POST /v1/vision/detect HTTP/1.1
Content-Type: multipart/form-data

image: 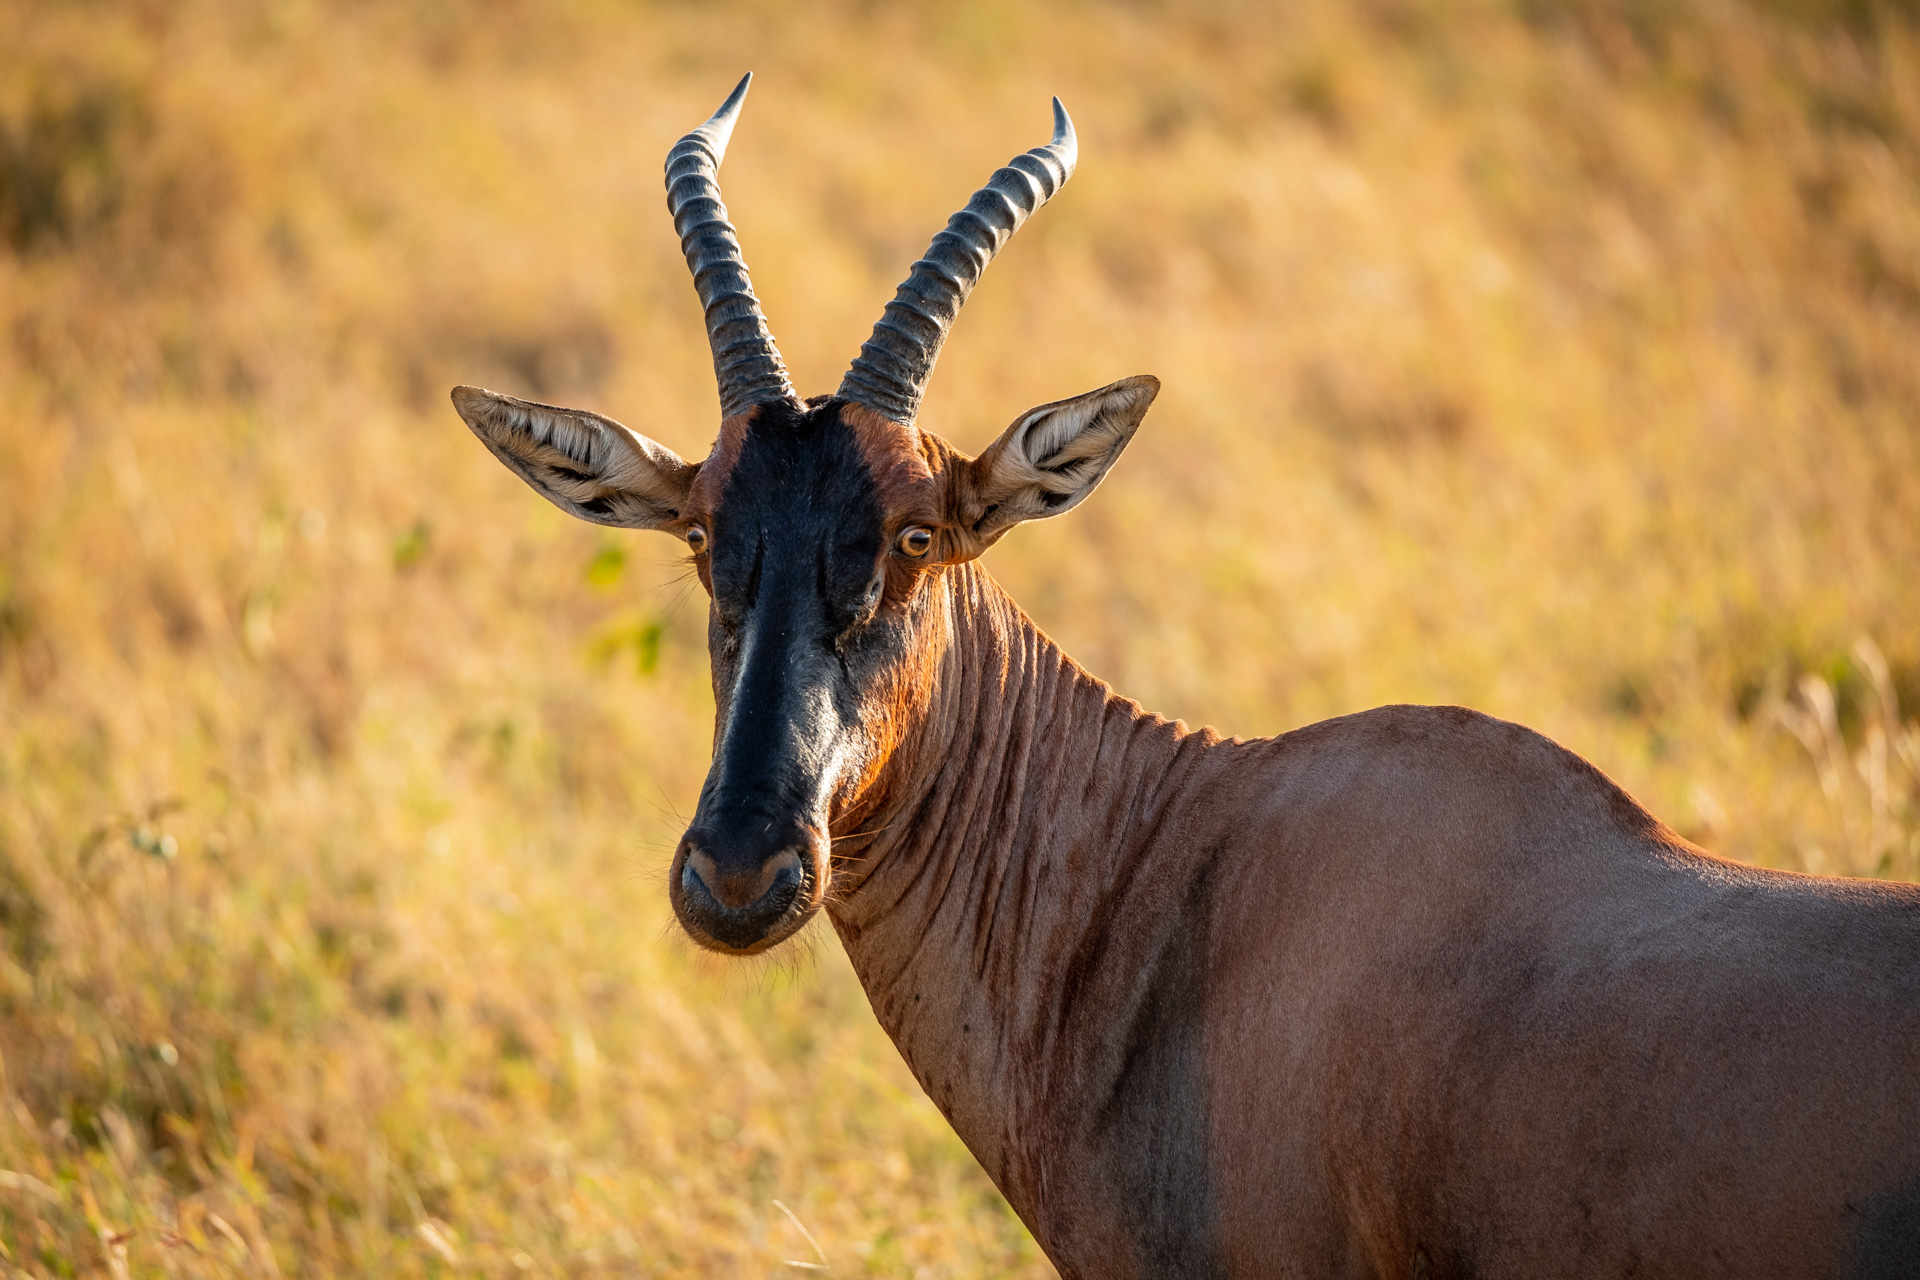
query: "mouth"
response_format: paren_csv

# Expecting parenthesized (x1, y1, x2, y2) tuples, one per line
(667, 837, 826, 956)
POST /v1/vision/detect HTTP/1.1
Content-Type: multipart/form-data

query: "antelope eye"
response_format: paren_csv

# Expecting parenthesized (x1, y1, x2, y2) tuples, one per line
(898, 526, 933, 558)
(685, 525, 708, 553)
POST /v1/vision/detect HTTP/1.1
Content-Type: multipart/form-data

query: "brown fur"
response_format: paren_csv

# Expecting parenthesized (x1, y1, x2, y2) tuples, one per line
(683, 408, 758, 592)
(827, 554, 1920, 1279)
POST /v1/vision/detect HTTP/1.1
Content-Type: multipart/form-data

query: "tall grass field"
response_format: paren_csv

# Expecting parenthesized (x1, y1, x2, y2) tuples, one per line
(2, 1, 1918, 1274)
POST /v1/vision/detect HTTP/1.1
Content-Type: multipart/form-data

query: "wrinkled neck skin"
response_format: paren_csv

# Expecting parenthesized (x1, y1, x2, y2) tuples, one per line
(824, 558, 1222, 1245)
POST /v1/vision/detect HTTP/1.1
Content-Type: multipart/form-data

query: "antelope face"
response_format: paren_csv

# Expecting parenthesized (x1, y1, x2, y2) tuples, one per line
(669, 399, 942, 953)
(452, 75, 1156, 953)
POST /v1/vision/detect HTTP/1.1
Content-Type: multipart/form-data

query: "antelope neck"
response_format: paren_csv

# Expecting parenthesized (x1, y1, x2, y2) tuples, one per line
(825, 559, 1227, 1216)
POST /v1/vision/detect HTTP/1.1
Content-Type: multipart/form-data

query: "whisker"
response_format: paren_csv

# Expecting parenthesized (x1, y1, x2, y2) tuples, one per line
(646, 783, 691, 828)
(831, 819, 897, 845)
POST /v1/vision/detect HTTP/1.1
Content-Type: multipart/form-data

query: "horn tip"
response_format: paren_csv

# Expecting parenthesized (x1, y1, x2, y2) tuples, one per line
(1050, 96, 1077, 174)
(699, 73, 755, 158)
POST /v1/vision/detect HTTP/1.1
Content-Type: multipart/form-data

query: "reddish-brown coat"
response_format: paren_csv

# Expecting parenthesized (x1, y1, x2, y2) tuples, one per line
(826, 553, 1920, 1278)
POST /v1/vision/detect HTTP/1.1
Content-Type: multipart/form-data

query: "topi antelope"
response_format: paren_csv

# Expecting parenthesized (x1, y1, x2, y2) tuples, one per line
(453, 75, 1920, 1279)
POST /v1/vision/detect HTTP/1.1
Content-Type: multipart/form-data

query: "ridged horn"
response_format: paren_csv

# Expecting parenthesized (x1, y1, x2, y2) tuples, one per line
(666, 73, 797, 419)
(839, 98, 1078, 425)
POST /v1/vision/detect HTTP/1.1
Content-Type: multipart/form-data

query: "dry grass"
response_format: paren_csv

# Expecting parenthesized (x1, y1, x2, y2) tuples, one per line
(2, 0, 1918, 1274)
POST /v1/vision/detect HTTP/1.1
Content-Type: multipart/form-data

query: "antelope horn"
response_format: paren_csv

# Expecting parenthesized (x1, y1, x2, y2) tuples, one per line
(666, 73, 798, 419)
(839, 98, 1078, 425)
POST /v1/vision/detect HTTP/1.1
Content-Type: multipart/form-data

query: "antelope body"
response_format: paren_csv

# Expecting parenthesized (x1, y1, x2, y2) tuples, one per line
(454, 76, 1920, 1279)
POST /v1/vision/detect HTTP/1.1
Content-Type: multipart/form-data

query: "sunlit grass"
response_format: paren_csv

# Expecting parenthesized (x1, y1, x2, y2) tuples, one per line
(2, 0, 1918, 1274)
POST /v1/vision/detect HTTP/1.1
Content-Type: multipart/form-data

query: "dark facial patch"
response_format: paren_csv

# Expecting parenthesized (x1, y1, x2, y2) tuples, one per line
(674, 399, 932, 952)
(705, 399, 891, 648)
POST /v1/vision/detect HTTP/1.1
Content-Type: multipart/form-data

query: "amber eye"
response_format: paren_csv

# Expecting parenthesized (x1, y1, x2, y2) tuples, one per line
(898, 527, 933, 558)
(685, 525, 708, 554)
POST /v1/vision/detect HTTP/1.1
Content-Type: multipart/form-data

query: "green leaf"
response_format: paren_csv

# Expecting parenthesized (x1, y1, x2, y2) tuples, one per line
(392, 520, 431, 571)
(585, 542, 627, 590)
(587, 615, 664, 675)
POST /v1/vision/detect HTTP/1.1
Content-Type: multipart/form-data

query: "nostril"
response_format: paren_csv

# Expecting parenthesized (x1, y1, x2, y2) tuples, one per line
(685, 848, 720, 899)
(754, 849, 802, 901)
(684, 847, 804, 913)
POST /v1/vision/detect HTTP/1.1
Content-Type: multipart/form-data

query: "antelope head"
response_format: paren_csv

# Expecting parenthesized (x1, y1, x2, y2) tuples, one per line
(453, 75, 1157, 954)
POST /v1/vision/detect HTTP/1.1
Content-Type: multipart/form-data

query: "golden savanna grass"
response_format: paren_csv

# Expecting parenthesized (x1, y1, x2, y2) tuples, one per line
(3, 0, 1919, 1274)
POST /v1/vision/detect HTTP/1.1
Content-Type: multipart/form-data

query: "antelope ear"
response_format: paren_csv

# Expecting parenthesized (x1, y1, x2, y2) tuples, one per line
(951, 375, 1159, 555)
(452, 386, 697, 531)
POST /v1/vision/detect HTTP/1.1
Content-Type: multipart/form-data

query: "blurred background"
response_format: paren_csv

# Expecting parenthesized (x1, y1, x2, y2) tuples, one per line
(2, 0, 1917, 1274)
